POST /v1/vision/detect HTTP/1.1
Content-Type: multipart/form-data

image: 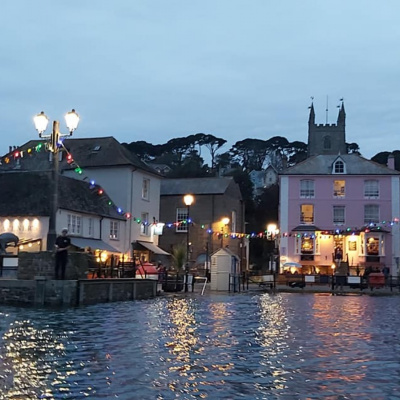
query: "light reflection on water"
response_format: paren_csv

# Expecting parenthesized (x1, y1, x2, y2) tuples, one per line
(0, 293, 400, 399)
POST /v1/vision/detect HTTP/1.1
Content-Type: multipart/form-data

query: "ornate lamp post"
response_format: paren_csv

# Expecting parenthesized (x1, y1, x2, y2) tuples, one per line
(183, 194, 194, 292)
(33, 110, 79, 250)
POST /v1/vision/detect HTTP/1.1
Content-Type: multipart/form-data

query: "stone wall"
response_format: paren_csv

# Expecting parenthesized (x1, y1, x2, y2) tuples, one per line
(18, 251, 91, 280)
(0, 278, 157, 306)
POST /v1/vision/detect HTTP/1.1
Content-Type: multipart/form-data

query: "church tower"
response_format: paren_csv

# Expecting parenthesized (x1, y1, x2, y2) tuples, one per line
(307, 100, 347, 157)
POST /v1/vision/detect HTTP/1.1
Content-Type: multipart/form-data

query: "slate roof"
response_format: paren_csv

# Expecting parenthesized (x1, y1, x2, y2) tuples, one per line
(281, 154, 400, 175)
(160, 177, 235, 196)
(0, 137, 159, 176)
(0, 171, 125, 219)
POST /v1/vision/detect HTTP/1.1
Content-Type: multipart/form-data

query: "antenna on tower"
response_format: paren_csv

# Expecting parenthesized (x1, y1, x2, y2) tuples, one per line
(325, 96, 329, 124)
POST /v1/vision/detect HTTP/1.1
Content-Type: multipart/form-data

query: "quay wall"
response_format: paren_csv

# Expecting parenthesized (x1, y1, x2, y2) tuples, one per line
(0, 278, 157, 306)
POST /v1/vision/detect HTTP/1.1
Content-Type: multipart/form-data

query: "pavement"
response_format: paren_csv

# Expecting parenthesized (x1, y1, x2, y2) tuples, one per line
(185, 281, 400, 296)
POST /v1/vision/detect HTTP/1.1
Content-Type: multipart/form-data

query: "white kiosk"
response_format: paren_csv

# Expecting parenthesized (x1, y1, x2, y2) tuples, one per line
(210, 248, 240, 291)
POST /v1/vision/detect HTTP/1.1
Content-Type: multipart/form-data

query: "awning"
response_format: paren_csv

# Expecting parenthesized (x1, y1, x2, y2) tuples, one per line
(71, 237, 120, 253)
(135, 241, 170, 255)
(292, 225, 322, 232)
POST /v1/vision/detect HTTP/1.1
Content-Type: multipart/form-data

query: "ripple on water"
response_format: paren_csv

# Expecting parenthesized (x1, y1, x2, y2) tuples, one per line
(0, 294, 399, 399)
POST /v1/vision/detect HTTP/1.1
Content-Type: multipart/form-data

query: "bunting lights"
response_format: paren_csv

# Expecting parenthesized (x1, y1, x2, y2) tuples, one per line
(2, 143, 400, 239)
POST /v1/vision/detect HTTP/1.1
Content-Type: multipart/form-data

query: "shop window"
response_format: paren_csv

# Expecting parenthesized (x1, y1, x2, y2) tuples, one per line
(366, 236, 379, 256)
(301, 236, 314, 254)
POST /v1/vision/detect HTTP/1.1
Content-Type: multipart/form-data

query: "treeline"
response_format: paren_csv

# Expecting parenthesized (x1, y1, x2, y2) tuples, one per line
(123, 134, 400, 268)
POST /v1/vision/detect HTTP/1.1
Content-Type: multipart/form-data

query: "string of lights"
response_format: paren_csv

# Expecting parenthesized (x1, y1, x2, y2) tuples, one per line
(2, 143, 399, 238)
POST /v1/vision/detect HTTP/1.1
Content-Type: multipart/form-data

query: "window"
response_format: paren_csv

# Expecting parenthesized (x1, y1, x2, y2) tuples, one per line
(364, 205, 379, 224)
(333, 180, 345, 197)
(140, 212, 149, 236)
(67, 214, 81, 235)
(88, 218, 93, 237)
(110, 221, 119, 240)
(364, 180, 379, 198)
(333, 206, 345, 225)
(231, 210, 237, 233)
(323, 136, 331, 149)
(300, 204, 314, 224)
(176, 207, 188, 232)
(334, 160, 345, 174)
(366, 236, 380, 256)
(142, 178, 150, 200)
(300, 180, 315, 198)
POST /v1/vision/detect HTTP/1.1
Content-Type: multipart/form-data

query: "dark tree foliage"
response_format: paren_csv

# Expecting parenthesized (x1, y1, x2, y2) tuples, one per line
(248, 184, 280, 270)
(230, 139, 269, 171)
(346, 142, 361, 155)
(196, 133, 227, 170)
(122, 141, 163, 162)
(224, 169, 254, 214)
(371, 150, 400, 170)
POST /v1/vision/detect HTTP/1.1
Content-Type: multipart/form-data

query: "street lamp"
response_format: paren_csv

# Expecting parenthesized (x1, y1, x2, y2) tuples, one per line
(183, 194, 194, 292)
(221, 217, 230, 248)
(33, 109, 79, 250)
(267, 223, 279, 287)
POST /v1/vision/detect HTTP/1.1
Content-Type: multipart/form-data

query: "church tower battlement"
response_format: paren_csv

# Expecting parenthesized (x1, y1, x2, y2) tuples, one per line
(307, 101, 347, 157)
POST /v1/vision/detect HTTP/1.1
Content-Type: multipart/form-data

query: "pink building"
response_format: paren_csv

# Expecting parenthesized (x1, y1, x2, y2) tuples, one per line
(279, 102, 400, 276)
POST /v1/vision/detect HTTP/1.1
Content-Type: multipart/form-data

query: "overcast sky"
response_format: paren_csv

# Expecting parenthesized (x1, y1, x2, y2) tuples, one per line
(1, 1, 399, 160)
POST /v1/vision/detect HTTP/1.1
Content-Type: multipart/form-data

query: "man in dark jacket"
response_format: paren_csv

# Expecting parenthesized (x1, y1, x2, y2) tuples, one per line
(55, 228, 71, 280)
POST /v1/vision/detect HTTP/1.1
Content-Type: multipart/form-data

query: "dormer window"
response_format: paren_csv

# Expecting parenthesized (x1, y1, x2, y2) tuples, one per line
(333, 160, 345, 174)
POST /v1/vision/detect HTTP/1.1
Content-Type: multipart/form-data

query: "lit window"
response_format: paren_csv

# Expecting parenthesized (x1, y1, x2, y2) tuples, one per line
(176, 208, 188, 232)
(300, 204, 314, 224)
(67, 214, 82, 235)
(333, 180, 345, 197)
(300, 180, 315, 198)
(364, 205, 379, 224)
(140, 212, 149, 236)
(333, 206, 345, 225)
(110, 221, 119, 240)
(142, 178, 150, 200)
(366, 236, 380, 256)
(364, 180, 379, 198)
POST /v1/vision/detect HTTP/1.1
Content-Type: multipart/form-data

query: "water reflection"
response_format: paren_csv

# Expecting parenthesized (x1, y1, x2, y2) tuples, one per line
(0, 294, 400, 399)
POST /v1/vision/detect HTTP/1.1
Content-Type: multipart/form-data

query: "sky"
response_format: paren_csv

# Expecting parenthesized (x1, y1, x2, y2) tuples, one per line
(1, 1, 399, 160)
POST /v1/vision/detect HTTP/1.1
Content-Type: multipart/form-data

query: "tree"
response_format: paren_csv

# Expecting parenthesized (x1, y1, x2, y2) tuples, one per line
(230, 139, 269, 171)
(346, 142, 361, 155)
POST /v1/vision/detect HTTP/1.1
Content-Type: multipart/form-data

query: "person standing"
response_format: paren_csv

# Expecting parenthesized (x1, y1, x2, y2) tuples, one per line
(55, 228, 71, 280)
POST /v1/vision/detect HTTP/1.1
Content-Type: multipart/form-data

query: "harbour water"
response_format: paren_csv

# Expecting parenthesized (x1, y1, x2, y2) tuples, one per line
(1, 292, 400, 399)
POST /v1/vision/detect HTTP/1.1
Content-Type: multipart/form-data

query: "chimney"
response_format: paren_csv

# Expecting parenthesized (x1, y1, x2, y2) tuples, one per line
(9, 146, 12, 153)
(387, 154, 395, 170)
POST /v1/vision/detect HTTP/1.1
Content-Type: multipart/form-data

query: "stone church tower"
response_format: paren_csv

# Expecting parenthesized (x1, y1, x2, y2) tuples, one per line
(307, 101, 347, 157)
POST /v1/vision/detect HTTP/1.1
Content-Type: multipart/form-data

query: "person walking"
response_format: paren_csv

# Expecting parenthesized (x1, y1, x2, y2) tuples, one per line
(55, 228, 71, 280)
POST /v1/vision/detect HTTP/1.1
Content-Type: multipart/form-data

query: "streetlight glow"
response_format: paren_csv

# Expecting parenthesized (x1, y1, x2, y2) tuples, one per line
(183, 194, 194, 207)
(33, 111, 49, 134)
(65, 109, 80, 134)
(222, 217, 230, 226)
